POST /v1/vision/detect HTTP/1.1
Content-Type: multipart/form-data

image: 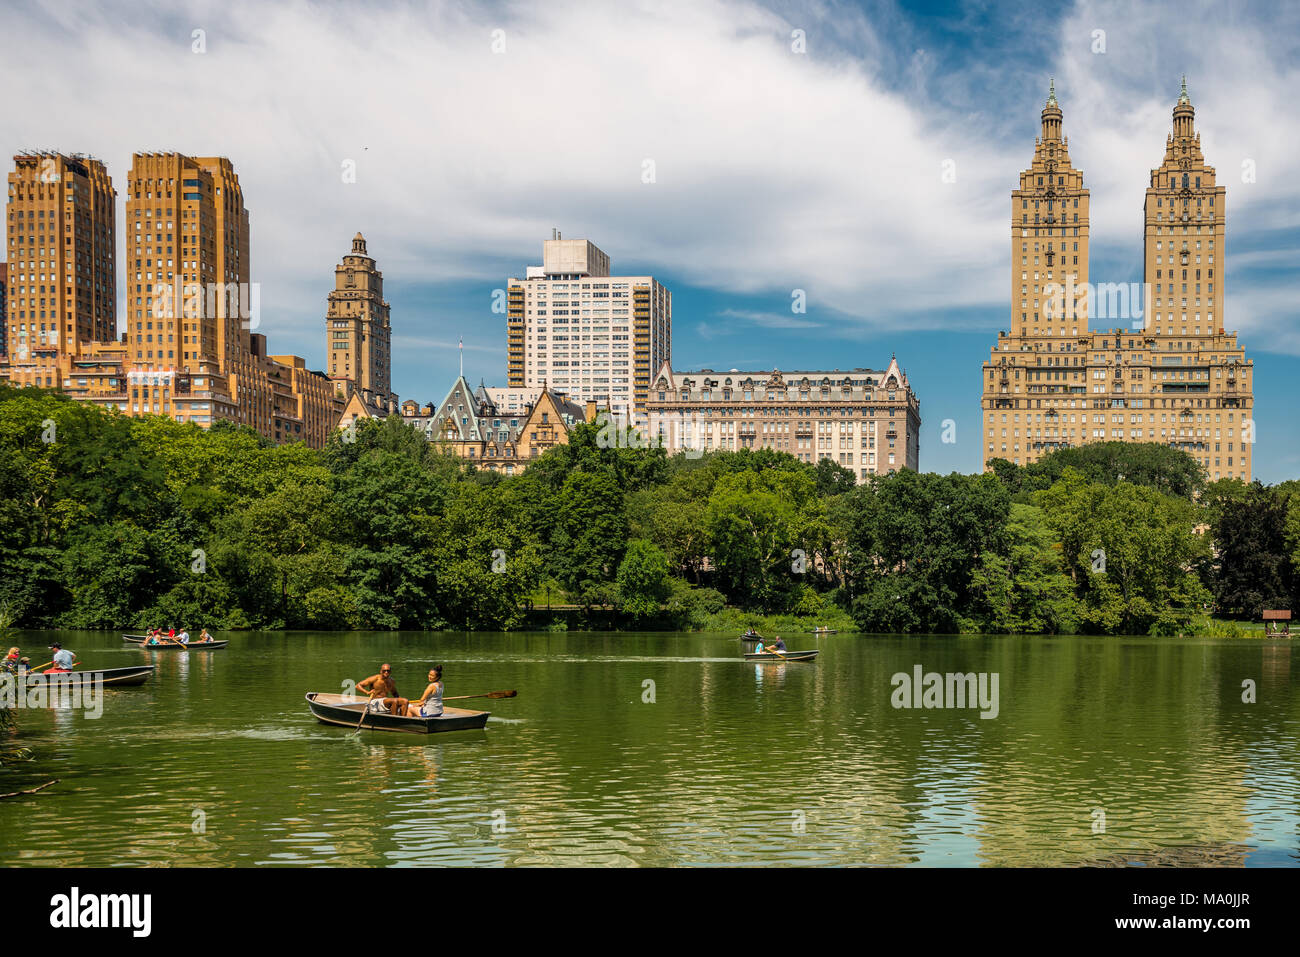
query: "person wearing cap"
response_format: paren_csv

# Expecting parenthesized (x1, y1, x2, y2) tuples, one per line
(49, 643, 76, 672)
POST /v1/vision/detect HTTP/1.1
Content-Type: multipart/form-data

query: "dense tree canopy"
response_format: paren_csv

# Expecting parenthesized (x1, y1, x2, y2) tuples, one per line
(0, 383, 1292, 633)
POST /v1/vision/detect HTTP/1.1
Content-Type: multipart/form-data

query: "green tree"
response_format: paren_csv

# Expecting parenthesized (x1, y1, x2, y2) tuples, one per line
(1209, 481, 1296, 618)
(706, 469, 822, 612)
(840, 470, 1010, 633)
(969, 504, 1079, 633)
(616, 539, 672, 617)
(1036, 469, 1210, 633)
(426, 483, 542, 630)
(547, 471, 628, 605)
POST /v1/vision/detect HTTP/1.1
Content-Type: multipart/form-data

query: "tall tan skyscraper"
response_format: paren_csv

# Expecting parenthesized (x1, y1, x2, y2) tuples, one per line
(4, 152, 116, 388)
(507, 235, 670, 421)
(0, 262, 8, 362)
(126, 152, 250, 373)
(1009, 80, 1091, 340)
(326, 232, 394, 410)
(982, 81, 1253, 482)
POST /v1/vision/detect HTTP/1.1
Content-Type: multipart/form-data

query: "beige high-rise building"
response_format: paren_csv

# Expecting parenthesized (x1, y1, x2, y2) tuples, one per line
(507, 235, 670, 421)
(647, 356, 921, 481)
(4, 152, 116, 388)
(982, 81, 1253, 482)
(3, 150, 342, 448)
(326, 232, 395, 413)
(126, 153, 249, 371)
(0, 262, 8, 364)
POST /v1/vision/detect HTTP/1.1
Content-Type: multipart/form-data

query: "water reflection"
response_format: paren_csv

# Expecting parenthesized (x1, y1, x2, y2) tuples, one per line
(1, 630, 1296, 867)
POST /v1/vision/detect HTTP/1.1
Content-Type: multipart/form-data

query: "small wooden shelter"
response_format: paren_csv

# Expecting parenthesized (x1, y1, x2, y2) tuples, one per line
(1262, 609, 1291, 637)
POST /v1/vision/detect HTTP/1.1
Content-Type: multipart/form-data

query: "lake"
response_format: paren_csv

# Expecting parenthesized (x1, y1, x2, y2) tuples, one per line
(1, 630, 1296, 867)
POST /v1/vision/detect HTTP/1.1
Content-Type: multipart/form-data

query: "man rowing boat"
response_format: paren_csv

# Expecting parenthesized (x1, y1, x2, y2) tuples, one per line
(755, 635, 787, 655)
(357, 664, 409, 716)
(48, 642, 77, 672)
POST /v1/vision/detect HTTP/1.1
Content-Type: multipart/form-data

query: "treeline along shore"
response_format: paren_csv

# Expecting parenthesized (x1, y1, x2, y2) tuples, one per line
(1, 382, 1296, 635)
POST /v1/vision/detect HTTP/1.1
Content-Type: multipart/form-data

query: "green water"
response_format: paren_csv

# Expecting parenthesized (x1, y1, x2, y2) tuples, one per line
(1, 631, 1297, 867)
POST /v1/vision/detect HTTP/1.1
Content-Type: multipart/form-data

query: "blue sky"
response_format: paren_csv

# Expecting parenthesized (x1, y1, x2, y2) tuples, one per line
(2, 0, 1298, 480)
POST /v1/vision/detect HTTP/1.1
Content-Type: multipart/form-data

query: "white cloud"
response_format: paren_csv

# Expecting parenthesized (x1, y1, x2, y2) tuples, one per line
(0, 0, 1296, 359)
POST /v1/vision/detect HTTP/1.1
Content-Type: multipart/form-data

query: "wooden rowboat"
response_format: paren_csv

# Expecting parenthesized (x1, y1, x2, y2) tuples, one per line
(809, 628, 838, 635)
(17, 665, 156, 687)
(744, 650, 819, 662)
(305, 692, 490, 735)
(739, 632, 765, 642)
(123, 635, 228, 650)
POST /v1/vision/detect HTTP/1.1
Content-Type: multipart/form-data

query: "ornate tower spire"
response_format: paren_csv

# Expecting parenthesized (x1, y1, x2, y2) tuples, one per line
(1041, 77, 1063, 142)
(1172, 75, 1195, 140)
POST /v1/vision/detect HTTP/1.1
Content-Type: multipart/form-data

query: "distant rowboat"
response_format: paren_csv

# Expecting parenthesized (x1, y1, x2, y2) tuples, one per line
(809, 628, 838, 635)
(18, 665, 155, 687)
(123, 635, 228, 650)
(744, 650, 819, 662)
(305, 692, 490, 735)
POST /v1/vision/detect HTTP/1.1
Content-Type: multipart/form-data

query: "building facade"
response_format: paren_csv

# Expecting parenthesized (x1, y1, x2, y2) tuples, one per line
(4, 152, 116, 389)
(646, 356, 921, 480)
(2, 151, 342, 448)
(981, 81, 1254, 481)
(326, 232, 397, 415)
(0, 262, 7, 363)
(404, 378, 594, 476)
(507, 235, 670, 422)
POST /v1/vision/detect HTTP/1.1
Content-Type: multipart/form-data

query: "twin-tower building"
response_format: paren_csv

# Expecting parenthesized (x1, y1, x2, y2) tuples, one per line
(982, 80, 1253, 481)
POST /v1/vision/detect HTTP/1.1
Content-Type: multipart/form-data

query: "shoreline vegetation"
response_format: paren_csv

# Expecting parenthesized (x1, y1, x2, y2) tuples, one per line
(1, 382, 1296, 637)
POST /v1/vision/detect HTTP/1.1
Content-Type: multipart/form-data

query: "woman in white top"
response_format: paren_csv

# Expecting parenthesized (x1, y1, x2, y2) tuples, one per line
(406, 665, 444, 718)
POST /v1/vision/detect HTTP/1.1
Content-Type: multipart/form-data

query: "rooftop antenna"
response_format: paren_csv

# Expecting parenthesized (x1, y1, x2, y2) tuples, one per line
(459, 335, 464, 379)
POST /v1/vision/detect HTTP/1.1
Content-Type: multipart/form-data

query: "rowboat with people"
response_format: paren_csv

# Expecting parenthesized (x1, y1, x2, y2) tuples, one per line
(19, 665, 156, 687)
(122, 635, 228, 650)
(744, 650, 819, 662)
(809, 628, 839, 635)
(304, 692, 490, 734)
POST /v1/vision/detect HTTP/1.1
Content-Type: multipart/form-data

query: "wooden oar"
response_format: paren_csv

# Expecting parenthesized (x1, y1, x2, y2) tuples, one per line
(29, 659, 79, 672)
(442, 690, 517, 701)
(352, 694, 373, 735)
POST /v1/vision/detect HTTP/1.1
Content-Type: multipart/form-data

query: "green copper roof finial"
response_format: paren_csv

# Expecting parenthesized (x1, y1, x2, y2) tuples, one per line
(1047, 77, 1057, 107)
(1179, 74, 1189, 104)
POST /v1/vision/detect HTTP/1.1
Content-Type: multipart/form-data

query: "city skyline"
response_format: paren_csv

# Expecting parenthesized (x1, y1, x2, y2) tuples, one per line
(2, 1, 1297, 479)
